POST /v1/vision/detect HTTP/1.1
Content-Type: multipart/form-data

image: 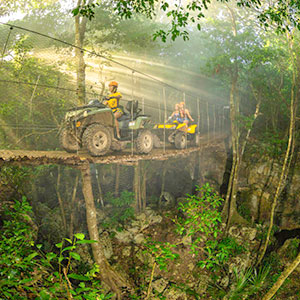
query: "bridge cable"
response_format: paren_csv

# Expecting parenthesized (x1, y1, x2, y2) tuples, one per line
(0, 26, 12, 68)
(0, 22, 225, 109)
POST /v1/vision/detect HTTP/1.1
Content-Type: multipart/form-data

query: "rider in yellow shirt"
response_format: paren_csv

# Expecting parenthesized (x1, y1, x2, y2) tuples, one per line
(103, 81, 123, 139)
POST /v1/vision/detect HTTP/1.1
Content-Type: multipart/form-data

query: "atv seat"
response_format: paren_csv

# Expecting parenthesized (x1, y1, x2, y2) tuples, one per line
(126, 100, 141, 119)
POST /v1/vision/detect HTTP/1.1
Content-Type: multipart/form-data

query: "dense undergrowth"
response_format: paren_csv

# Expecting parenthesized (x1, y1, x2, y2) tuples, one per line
(1, 184, 299, 299)
(0, 198, 111, 300)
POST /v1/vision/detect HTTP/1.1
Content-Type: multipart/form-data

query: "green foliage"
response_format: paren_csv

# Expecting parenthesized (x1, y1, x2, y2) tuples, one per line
(175, 184, 246, 270)
(0, 166, 32, 200)
(102, 190, 135, 229)
(144, 239, 179, 271)
(176, 183, 223, 246)
(198, 237, 245, 270)
(176, 184, 223, 257)
(0, 198, 111, 300)
(73, 0, 300, 42)
(285, 239, 300, 260)
(209, 266, 271, 299)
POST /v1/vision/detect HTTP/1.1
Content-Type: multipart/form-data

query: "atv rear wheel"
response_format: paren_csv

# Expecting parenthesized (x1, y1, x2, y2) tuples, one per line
(174, 132, 187, 149)
(136, 130, 153, 154)
(82, 124, 111, 156)
(59, 128, 80, 153)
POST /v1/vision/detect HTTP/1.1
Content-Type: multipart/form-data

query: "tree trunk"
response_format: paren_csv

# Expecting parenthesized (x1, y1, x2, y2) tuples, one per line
(56, 166, 67, 234)
(69, 174, 79, 239)
(74, 0, 90, 105)
(133, 162, 141, 212)
(262, 250, 300, 300)
(80, 163, 128, 298)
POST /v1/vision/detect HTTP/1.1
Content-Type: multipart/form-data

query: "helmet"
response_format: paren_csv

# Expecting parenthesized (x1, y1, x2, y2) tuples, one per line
(109, 81, 118, 87)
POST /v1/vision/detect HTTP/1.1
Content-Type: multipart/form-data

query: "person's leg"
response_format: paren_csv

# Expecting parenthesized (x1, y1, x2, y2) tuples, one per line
(114, 111, 122, 138)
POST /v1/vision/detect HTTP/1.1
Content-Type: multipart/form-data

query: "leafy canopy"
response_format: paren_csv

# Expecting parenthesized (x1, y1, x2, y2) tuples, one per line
(72, 0, 300, 41)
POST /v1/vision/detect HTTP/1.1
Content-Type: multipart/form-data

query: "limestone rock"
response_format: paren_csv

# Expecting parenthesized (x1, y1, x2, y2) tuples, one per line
(99, 231, 113, 259)
(163, 287, 187, 300)
(122, 246, 131, 257)
(160, 191, 175, 207)
(134, 233, 145, 244)
(152, 278, 168, 294)
(194, 275, 210, 295)
(114, 230, 132, 243)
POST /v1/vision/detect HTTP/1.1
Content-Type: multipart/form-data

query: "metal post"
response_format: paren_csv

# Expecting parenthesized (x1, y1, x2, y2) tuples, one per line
(163, 87, 166, 153)
(197, 98, 200, 135)
(206, 102, 210, 141)
(213, 104, 216, 140)
(183, 92, 187, 148)
(131, 71, 134, 155)
(158, 101, 161, 123)
(142, 97, 145, 115)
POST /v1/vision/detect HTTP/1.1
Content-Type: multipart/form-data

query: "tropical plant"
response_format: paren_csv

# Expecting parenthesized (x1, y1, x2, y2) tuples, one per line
(0, 197, 112, 300)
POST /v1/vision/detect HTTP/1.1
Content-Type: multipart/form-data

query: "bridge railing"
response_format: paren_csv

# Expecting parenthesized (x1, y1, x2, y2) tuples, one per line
(0, 22, 229, 151)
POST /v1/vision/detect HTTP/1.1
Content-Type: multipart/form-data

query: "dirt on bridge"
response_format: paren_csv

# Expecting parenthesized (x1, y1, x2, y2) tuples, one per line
(0, 134, 226, 167)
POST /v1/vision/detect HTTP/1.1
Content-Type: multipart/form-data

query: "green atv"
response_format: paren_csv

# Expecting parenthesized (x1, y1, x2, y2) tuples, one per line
(60, 100, 153, 156)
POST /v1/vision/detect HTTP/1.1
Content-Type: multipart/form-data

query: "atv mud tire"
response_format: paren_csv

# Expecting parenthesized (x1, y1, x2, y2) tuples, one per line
(82, 123, 111, 156)
(59, 128, 80, 153)
(136, 130, 153, 154)
(174, 132, 187, 149)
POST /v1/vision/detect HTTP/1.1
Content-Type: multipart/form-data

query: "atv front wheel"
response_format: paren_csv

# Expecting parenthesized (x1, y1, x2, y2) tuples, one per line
(82, 124, 111, 156)
(174, 132, 187, 149)
(59, 128, 80, 153)
(136, 130, 153, 154)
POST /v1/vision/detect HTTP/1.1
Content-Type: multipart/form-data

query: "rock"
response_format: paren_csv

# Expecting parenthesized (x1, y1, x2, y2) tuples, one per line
(194, 275, 210, 295)
(136, 213, 147, 222)
(152, 278, 168, 294)
(122, 246, 131, 257)
(149, 214, 163, 224)
(127, 227, 139, 234)
(134, 233, 145, 244)
(99, 231, 113, 259)
(163, 287, 187, 300)
(114, 230, 132, 243)
(181, 235, 192, 246)
(160, 191, 176, 207)
(228, 253, 251, 274)
(135, 248, 154, 265)
(241, 227, 257, 241)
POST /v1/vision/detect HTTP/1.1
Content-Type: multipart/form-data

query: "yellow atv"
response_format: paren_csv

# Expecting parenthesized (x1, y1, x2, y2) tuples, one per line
(153, 120, 200, 149)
